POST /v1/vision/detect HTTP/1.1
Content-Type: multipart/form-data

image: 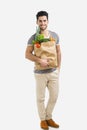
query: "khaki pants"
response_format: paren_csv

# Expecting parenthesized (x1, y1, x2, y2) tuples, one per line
(34, 69, 59, 121)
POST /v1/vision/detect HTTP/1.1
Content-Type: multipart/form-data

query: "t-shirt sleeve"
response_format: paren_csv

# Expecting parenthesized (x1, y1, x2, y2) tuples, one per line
(54, 33, 59, 45)
(50, 31, 59, 45)
(27, 34, 35, 46)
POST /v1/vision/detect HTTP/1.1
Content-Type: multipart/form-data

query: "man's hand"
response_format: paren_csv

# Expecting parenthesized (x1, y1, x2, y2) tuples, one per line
(57, 65, 61, 73)
(39, 59, 49, 67)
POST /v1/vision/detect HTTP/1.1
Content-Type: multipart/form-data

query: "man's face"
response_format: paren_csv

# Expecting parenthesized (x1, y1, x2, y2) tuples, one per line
(37, 16, 48, 31)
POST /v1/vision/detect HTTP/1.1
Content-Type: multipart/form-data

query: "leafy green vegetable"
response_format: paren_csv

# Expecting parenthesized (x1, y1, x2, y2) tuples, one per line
(32, 33, 50, 44)
(32, 26, 53, 45)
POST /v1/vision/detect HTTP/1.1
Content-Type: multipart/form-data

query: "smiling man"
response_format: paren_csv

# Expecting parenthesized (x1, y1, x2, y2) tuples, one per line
(25, 11, 61, 129)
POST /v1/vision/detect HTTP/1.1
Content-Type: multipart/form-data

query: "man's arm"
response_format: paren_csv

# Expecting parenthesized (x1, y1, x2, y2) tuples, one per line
(25, 45, 41, 63)
(56, 44, 61, 69)
(25, 45, 49, 67)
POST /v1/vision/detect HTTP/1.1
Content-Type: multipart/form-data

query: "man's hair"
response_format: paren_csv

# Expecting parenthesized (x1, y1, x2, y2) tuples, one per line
(36, 11, 48, 20)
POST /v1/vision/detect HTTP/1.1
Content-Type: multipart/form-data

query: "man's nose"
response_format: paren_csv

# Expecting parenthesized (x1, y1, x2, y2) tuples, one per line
(41, 21, 45, 24)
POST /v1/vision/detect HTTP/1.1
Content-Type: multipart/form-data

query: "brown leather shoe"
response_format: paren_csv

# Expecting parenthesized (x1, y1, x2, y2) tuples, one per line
(40, 120, 49, 129)
(46, 119, 59, 128)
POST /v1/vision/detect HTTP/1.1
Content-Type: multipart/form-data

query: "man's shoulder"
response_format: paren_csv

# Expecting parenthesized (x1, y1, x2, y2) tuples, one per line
(27, 33, 36, 45)
(49, 30, 59, 37)
(49, 30, 59, 44)
(30, 33, 36, 39)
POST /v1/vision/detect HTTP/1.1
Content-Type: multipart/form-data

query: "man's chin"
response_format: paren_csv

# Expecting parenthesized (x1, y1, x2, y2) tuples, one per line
(40, 27, 47, 31)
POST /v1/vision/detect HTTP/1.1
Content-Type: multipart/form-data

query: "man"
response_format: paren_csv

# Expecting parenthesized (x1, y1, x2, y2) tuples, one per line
(25, 11, 61, 129)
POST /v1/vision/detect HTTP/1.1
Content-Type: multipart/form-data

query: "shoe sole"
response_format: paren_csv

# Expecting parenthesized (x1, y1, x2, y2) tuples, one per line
(48, 126, 59, 128)
(41, 128, 49, 130)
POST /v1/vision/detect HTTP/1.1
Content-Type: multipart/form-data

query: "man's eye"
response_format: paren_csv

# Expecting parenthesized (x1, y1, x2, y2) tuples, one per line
(39, 20, 42, 22)
(39, 20, 47, 23)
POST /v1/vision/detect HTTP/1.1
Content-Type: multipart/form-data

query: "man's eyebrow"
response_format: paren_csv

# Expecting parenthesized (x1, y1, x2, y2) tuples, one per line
(39, 20, 47, 22)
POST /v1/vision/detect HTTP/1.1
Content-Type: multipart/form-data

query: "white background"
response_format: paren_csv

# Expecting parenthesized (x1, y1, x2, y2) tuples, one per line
(0, 0, 87, 130)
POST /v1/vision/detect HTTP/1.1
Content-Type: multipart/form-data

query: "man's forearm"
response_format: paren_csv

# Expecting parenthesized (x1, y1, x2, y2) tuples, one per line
(25, 53, 41, 63)
(57, 52, 61, 68)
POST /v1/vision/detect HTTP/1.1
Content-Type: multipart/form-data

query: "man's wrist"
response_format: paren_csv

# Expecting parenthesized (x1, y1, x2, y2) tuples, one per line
(58, 65, 61, 68)
(37, 58, 41, 64)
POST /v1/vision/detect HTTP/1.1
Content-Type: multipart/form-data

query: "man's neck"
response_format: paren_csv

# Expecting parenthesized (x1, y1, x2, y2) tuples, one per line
(40, 30, 50, 38)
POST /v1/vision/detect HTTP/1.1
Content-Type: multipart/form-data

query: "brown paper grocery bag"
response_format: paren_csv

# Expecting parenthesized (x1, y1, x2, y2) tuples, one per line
(34, 41, 58, 70)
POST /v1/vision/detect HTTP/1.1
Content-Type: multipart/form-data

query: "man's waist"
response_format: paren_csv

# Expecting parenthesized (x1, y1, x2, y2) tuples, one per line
(34, 68, 57, 74)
